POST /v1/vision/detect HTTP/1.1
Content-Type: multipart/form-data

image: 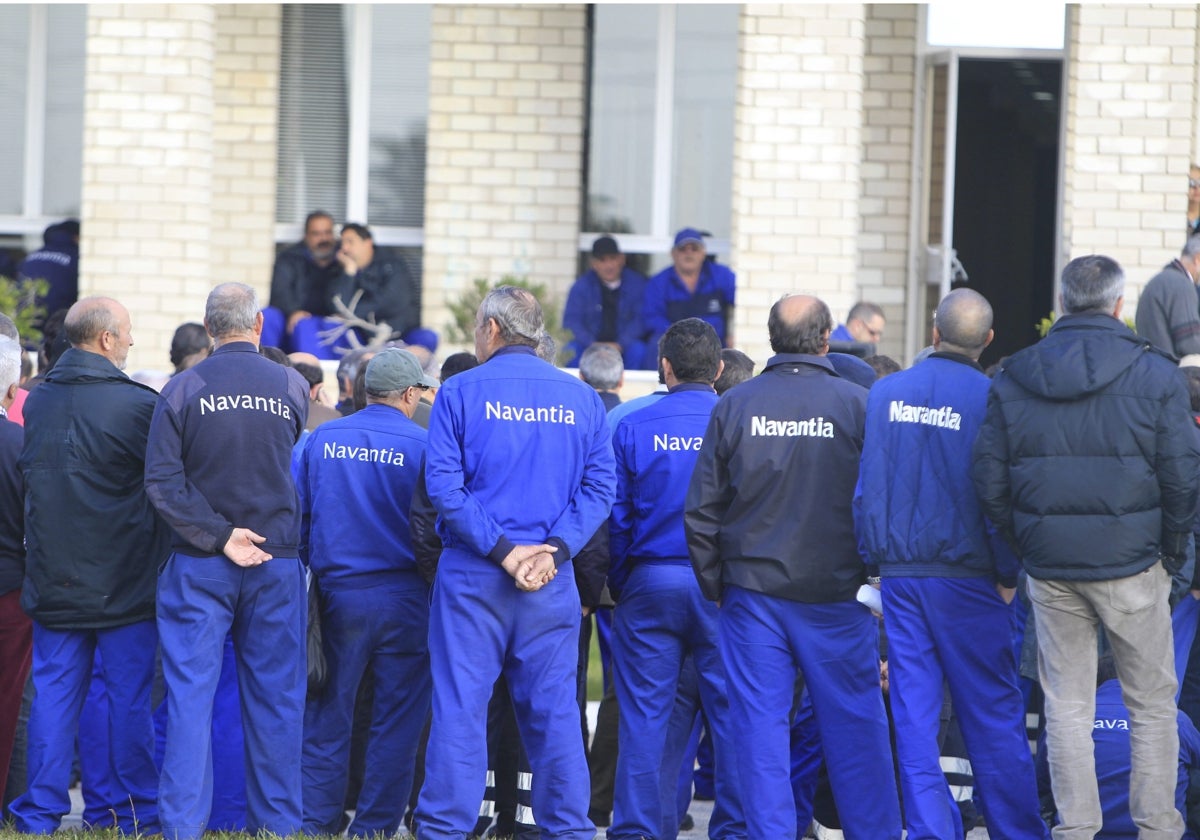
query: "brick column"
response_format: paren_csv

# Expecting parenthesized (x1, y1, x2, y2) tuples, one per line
(1062, 4, 1198, 306)
(422, 4, 587, 348)
(731, 5, 868, 366)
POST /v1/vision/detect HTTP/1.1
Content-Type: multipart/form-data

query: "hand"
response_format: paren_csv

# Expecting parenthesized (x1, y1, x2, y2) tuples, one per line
(224, 528, 272, 567)
(1162, 553, 1187, 577)
(996, 584, 1017, 605)
(1191, 589, 1200, 601)
(285, 310, 311, 334)
(336, 249, 358, 276)
(514, 552, 558, 592)
(500, 544, 557, 590)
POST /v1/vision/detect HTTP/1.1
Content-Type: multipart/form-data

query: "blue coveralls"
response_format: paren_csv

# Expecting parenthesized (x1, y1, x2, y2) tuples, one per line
(416, 345, 615, 840)
(295, 402, 432, 836)
(855, 352, 1046, 840)
(608, 384, 743, 839)
(145, 341, 310, 840)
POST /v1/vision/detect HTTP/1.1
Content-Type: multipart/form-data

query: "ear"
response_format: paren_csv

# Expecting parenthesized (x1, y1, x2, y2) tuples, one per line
(931, 324, 942, 349)
(982, 328, 995, 350)
(253, 310, 265, 336)
(713, 358, 725, 385)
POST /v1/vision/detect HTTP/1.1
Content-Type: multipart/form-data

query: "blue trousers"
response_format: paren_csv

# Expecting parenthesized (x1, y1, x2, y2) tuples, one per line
(415, 549, 592, 840)
(883, 577, 1048, 840)
(720, 586, 901, 840)
(302, 577, 431, 836)
(156, 553, 305, 840)
(610, 563, 744, 840)
(9, 620, 159, 835)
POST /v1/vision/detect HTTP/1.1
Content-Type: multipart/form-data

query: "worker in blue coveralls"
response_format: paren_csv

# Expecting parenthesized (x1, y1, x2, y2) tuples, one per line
(608, 317, 744, 840)
(854, 288, 1048, 840)
(10, 297, 169, 835)
(145, 282, 309, 840)
(563, 235, 651, 369)
(296, 347, 437, 836)
(415, 285, 615, 840)
(685, 294, 901, 840)
(644, 228, 736, 353)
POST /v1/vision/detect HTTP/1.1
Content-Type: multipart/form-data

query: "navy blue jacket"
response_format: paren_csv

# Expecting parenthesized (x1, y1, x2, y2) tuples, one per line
(609, 383, 717, 598)
(856, 352, 1019, 585)
(269, 241, 341, 316)
(18, 223, 78, 318)
(0, 414, 22, 597)
(973, 314, 1200, 582)
(644, 262, 736, 350)
(685, 354, 868, 603)
(146, 341, 309, 557)
(563, 267, 650, 368)
(425, 345, 615, 565)
(295, 403, 428, 590)
(330, 249, 420, 336)
(21, 349, 170, 628)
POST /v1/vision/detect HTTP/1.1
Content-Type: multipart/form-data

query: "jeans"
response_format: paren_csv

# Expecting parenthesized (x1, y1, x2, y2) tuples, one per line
(1029, 563, 1182, 839)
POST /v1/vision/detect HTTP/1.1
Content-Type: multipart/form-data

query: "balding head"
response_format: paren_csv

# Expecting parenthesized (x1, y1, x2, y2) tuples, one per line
(933, 289, 994, 360)
(768, 294, 833, 355)
(65, 297, 133, 369)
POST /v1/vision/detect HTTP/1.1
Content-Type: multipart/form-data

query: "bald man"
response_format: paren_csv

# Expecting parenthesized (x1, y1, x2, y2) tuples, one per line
(685, 294, 901, 839)
(10, 297, 170, 834)
(855, 289, 1047, 839)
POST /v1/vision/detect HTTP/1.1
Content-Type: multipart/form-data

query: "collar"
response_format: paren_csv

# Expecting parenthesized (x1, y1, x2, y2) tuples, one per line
(763, 353, 836, 375)
(928, 350, 984, 372)
(667, 382, 716, 395)
(489, 345, 538, 360)
(212, 341, 260, 355)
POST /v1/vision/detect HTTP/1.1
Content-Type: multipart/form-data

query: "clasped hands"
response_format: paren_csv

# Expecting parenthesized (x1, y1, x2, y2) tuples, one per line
(501, 544, 559, 592)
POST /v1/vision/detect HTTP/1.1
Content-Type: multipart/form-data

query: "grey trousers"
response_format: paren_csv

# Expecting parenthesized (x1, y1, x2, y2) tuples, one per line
(1028, 563, 1182, 840)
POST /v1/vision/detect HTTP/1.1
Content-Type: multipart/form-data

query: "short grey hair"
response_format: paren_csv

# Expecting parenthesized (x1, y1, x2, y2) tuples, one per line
(1060, 255, 1124, 315)
(1183, 234, 1200, 260)
(477, 286, 545, 349)
(0, 336, 20, 394)
(205, 283, 259, 339)
(64, 298, 121, 346)
(579, 344, 623, 390)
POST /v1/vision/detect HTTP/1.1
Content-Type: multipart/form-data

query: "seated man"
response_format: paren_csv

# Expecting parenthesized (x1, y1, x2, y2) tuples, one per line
(331, 223, 422, 346)
(644, 228, 736, 353)
(264, 211, 342, 356)
(563, 236, 650, 369)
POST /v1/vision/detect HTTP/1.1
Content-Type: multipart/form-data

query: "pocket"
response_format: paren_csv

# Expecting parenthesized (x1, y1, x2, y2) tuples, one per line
(1105, 564, 1165, 615)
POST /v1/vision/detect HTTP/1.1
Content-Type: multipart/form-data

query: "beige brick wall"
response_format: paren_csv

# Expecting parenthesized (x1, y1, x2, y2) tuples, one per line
(731, 4, 867, 365)
(859, 4, 917, 362)
(422, 4, 587, 350)
(81, 4, 217, 373)
(1062, 4, 1197, 310)
(212, 6, 281, 305)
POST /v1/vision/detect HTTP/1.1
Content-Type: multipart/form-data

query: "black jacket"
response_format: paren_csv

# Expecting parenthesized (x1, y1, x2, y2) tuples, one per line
(0, 415, 24, 597)
(268, 242, 341, 317)
(21, 349, 171, 628)
(685, 353, 869, 603)
(330, 249, 421, 336)
(973, 314, 1200, 582)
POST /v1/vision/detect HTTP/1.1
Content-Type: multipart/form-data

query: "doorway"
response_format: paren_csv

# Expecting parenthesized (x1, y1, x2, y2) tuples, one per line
(916, 55, 1062, 369)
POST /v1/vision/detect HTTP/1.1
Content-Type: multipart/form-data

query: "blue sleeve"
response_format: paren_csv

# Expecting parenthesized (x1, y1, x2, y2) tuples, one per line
(547, 394, 616, 558)
(607, 419, 636, 598)
(144, 397, 235, 555)
(719, 264, 736, 306)
(617, 271, 648, 354)
(295, 431, 315, 568)
(563, 277, 596, 351)
(424, 383, 512, 562)
(1180, 710, 1200, 768)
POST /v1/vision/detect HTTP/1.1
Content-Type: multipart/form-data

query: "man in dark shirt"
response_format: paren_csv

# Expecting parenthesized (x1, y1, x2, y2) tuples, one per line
(146, 282, 309, 840)
(265, 211, 343, 355)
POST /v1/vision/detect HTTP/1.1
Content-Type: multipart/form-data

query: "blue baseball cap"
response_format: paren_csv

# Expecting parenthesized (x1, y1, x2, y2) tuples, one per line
(673, 228, 705, 248)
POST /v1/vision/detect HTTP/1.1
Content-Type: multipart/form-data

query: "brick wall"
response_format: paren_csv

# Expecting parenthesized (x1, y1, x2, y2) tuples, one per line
(730, 4, 868, 366)
(1062, 4, 1198, 308)
(422, 4, 586, 349)
(860, 4, 917, 362)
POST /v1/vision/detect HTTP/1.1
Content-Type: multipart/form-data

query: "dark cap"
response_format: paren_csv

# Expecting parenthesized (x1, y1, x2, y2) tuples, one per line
(591, 235, 620, 257)
(364, 348, 439, 392)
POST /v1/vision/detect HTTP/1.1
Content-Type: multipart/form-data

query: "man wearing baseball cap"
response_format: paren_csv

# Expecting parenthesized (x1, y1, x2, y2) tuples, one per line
(295, 347, 437, 837)
(644, 228, 737, 355)
(563, 235, 652, 369)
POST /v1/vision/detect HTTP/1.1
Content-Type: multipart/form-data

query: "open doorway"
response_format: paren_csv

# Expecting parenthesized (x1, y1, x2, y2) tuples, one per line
(952, 58, 1061, 368)
(916, 55, 1062, 369)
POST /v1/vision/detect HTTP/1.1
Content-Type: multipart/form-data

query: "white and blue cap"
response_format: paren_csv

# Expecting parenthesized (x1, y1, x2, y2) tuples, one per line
(365, 347, 439, 391)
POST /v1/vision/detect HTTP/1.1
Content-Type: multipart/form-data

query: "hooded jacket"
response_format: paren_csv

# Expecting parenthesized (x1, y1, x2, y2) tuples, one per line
(972, 313, 1200, 582)
(20, 348, 171, 628)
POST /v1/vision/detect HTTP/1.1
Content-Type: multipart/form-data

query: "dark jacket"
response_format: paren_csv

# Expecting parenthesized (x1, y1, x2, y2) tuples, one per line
(18, 223, 79, 318)
(330, 249, 420, 336)
(20, 349, 170, 628)
(268, 242, 341, 317)
(973, 314, 1200, 582)
(855, 352, 1019, 586)
(0, 415, 24, 597)
(685, 353, 869, 603)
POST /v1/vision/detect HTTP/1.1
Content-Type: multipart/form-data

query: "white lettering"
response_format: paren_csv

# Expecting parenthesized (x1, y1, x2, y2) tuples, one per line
(653, 433, 704, 452)
(888, 400, 962, 431)
(750, 415, 835, 438)
(198, 392, 292, 420)
(322, 441, 406, 467)
(485, 400, 577, 425)
(1093, 718, 1129, 730)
